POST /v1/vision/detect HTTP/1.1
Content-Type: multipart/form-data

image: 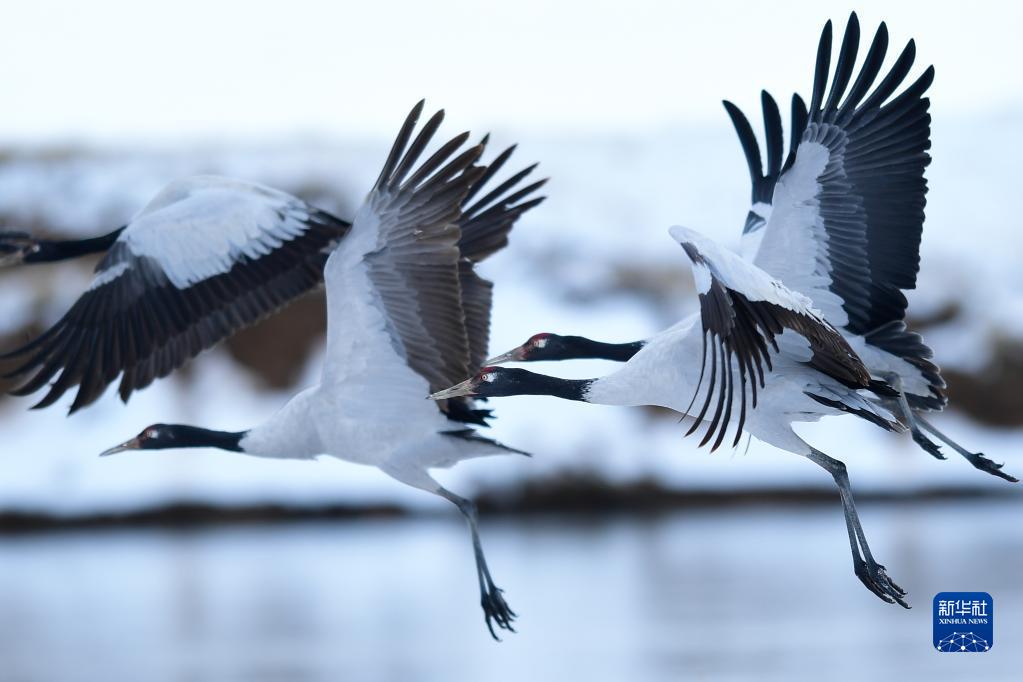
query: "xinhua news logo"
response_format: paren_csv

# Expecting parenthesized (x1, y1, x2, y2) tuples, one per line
(933, 592, 993, 652)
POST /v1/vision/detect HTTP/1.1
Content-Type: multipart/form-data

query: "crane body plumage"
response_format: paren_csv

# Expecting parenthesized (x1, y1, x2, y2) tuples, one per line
(578, 317, 894, 450)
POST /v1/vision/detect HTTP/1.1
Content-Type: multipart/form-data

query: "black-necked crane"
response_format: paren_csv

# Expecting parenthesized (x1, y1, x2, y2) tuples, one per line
(0, 119, 543, 422)
(431, 14, 1017, 609)
(494, 17, 1010, 482)
(2, 102, 546, 638)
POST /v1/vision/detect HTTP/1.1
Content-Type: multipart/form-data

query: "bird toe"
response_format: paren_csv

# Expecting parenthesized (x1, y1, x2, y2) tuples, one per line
(911, 429, 945, 459)
(855, 559, 910, 608)
(965, 453, 1019, 483)
(481, 585, 517, 640)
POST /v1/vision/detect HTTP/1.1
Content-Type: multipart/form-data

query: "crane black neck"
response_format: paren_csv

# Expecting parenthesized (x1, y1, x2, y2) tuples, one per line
(24, 227, 125, 263)
(143, 424, 247, 452)
(526, 374, 593, 401)
(481, 367, 594, 402)
(560, 337, 644, 361)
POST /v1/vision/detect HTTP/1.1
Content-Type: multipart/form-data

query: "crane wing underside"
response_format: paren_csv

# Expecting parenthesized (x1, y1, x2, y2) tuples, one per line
(322, 101, 545, 427)
(726, 13, 944, 410)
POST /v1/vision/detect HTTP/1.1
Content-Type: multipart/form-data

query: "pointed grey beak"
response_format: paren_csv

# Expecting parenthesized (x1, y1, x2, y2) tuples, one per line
(99, 437, 139, 457)
(484, 348, 522, 366)
(428, 378, 478, 401)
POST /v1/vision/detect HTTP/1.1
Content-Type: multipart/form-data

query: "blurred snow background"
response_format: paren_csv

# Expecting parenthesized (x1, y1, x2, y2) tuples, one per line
(0, 3, 1022, 680)
(0, 1, 1020, 517)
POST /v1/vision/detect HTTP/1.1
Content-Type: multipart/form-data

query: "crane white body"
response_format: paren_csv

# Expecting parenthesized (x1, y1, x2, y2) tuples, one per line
(583, 239, 896, 455)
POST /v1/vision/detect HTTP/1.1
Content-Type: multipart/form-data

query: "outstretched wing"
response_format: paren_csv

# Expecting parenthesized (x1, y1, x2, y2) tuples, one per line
(745, 13, 942, 406)
(323, 103, 543, 427)
(457, 139, 546, 372)
(671, 226, 870, 451)
(1, 176, 350, 412)
(322, 102, 495, 426)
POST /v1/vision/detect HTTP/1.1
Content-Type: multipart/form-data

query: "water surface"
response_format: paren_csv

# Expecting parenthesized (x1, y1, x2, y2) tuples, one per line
(0, 501, 1019, 681)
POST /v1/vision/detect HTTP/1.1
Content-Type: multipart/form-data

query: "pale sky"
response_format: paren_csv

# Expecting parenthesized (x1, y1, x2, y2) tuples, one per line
(0, 1, 1020, 143)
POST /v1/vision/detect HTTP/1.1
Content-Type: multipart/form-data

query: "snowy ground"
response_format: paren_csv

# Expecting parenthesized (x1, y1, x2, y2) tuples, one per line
(0, 111, 1020, 516)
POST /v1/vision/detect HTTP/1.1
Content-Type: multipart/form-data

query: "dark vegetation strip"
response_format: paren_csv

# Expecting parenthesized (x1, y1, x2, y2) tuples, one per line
(0, 479, 1015, 534)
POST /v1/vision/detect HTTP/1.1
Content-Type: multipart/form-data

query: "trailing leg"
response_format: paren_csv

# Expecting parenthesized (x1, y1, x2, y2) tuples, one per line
(805, 447, 910, 608)
(436, 487, 516, 639)
(881, 372, 944, 460)
(383, 466, 516, 640)
(915, 414, 1018, 483)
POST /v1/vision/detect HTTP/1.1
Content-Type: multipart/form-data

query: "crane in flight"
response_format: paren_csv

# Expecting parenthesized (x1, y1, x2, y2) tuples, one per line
(431, 14, 1016, 609)
(2, 102, 545, 639)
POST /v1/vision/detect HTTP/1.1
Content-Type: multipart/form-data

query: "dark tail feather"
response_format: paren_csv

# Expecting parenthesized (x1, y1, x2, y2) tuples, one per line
(442, 429, 530, 457)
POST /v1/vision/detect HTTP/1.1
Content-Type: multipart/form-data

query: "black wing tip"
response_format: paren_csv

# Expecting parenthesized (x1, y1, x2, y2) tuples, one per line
(462, 161, 545, 219)
(451, 130, 473, 151)
(512, 194, 547, 215)
(512, 177, 548, 199)
(818, 19, 833, 49)
(920, 64, 936, 88)
(722, 100, 750, 128)
(403, 99, 426, 126)
(760, 91, 783, 177)
(0, 336, 39, 361)
(378, 100, 464, 191)
(426, 108, 446, 130)
(456, 156, 546, 264)
(30, 387, 63, 411)
(722, 100, 766, 197)
(406, 99, 428, 127)
(462, 142, 523, 206)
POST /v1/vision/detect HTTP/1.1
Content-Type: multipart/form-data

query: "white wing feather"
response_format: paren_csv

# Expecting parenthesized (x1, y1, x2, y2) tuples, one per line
(122, 176, 313, 288)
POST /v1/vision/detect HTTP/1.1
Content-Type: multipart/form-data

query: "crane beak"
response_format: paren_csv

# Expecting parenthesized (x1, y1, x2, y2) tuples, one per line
(428, 378, 478, 401)
(99, 437, 140, 457)
(484, 347, 522, 366)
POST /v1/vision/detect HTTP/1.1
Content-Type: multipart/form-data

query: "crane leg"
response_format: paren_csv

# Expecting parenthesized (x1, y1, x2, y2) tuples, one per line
(881, 373, 944, 459)
(437, 488, 517, 640)
(882, 372, 1017, 481)
(914, 414, 1018, 482)
(806, 447, 910, 609)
